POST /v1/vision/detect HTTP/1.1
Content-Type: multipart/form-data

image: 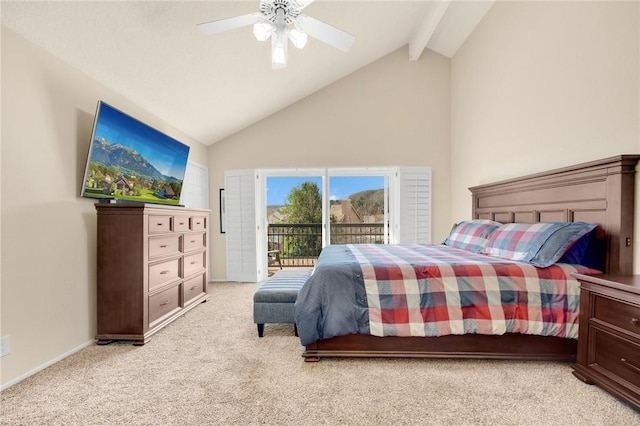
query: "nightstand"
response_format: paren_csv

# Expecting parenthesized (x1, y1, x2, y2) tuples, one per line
(572, 273, 640, 410)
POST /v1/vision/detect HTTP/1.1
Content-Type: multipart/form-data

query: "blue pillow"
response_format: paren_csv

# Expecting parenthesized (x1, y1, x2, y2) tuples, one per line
(558, 225, 605, 270)
(528, 222, 599, 268)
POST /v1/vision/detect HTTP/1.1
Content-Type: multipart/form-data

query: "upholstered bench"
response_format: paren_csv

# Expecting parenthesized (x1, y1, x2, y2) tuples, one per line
(253, 270, 312, 337)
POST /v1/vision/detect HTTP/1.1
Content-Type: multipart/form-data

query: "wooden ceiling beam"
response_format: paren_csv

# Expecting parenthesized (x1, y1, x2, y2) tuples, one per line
(408, 0, 451, 61)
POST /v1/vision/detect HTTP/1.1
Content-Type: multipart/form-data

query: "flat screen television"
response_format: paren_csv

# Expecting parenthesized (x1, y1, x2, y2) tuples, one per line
(81, 101, 190, 206)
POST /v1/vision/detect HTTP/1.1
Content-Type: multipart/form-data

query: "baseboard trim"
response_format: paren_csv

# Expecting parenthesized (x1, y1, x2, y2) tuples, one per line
(1, 339, 94, 391)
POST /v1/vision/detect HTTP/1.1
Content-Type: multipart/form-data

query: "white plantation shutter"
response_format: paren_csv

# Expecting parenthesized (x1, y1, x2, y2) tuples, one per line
(224, 170, 259, 282)
(181, 160, 209, 209)
(392, 167, 431, 244)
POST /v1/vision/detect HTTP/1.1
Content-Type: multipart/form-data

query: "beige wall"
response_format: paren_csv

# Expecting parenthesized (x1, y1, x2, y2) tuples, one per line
(208, 47, 452, 280)
(451, 1, 640, 265)
(0, 28, 209, 387)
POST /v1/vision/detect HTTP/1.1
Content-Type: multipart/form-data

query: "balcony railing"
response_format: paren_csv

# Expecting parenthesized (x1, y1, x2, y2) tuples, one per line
(267, 223, 385, 267)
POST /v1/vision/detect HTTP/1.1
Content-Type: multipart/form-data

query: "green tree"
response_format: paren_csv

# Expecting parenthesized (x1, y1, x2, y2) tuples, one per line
(281, 182, 322, 224)
(281, 182, 322, 258)
(169, 181, 182, 198)
(132, 182, 142, 197)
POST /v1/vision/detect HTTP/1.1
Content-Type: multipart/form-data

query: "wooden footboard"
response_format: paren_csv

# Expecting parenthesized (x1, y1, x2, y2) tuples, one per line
(302, 333, 578, 362)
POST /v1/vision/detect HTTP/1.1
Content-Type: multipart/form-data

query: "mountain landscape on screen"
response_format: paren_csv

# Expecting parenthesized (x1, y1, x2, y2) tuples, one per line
(81, 101, 190, 206)
(84, 138, 184, 203)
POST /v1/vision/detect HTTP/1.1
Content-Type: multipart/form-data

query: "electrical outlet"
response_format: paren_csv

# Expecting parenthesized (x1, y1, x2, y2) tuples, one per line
(0, 336, 10, 357)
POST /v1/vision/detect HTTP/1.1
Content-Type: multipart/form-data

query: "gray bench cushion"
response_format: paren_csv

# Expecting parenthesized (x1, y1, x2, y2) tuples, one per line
(253, 270, 312, 337)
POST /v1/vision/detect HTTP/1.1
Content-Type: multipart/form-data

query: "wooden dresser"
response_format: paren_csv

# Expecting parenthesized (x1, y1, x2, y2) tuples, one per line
(572, 273, 640, 410)
(95, 203, 210, 345)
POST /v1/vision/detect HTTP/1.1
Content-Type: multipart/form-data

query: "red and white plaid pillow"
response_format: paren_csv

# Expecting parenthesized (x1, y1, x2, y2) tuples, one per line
(443, 220, 501, 253)
(482, 222, 562, 261)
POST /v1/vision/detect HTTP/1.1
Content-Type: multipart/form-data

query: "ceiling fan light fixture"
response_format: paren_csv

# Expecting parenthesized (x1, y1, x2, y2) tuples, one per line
(271, 31, 288, 69)
(253, 22, 274, 41)
(287, 27, 307, 49)
(198, 0, 355, 69)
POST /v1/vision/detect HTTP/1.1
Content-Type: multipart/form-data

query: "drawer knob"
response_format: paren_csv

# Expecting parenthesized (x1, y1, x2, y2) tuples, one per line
(631, 318, 639, 325)
(190, 285, 198, 291)
(160, 270, 171, 275)
(160, 299, 171, 306)
(190, 261, 197, 265)
(160, 245, 167, 248)
(190, 240, 196, 243)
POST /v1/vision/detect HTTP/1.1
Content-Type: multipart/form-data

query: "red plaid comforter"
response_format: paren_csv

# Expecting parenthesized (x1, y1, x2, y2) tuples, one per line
(348, 244, 598, 339)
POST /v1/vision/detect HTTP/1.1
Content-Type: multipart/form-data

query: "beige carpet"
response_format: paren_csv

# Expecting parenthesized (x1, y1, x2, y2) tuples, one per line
(1, 281, 638, 425)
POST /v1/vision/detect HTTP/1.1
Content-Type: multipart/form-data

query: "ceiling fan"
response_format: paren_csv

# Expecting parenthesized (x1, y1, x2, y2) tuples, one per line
(197, 0, 356, 69)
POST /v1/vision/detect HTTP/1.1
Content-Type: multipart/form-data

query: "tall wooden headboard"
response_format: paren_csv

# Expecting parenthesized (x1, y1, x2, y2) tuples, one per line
(469, 155, 640, 275)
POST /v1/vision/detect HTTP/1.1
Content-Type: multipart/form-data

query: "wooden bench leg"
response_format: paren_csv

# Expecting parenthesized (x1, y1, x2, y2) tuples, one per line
(257, 323, 265, 337)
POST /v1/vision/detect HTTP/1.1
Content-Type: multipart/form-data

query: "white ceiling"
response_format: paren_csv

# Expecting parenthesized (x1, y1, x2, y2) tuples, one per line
(1, 1, 493, 146)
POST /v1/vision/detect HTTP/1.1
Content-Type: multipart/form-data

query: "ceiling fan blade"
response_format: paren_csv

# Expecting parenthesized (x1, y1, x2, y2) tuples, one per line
(293, 0, 316, 10)
(296, 15, 355, 52)
(197, 13, 264, 35)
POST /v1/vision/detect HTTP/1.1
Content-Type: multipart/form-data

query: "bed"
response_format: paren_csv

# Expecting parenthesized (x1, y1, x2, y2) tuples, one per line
(295, 155, 640, 362)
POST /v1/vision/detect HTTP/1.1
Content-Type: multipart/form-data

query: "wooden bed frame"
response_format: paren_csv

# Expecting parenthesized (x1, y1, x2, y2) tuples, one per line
(302, 155, 640, 362)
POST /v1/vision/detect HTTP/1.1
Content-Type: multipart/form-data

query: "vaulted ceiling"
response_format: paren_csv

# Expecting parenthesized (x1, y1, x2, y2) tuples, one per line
(1, 1, 493, 146)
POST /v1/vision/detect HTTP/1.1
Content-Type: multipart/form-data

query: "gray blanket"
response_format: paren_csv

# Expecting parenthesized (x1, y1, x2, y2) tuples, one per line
(294, 244, 370, 345)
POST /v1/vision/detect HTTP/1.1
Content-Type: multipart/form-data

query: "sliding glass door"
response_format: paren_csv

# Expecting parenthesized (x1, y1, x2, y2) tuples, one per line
(264, 170, 389, 272)
(266, 175, 324, 269)
(225, 166, 430, 282)
(327, 174, 388, 245)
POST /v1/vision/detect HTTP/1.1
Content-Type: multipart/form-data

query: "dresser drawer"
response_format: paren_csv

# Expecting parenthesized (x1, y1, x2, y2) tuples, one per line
(174, 216, 190, 232)
(183, 233, 206, 252)
(191, 216, 207, 231)
(149, 284, 181, 326)
(183, 251, 205, 277)
(591, 329, 640, 389)
(183, 273, 206, 306)
(149, 257, 180, 291)
(148, 235, 180, 259)
(149, 215, 171, 233)
(593, 295, 640, 338)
